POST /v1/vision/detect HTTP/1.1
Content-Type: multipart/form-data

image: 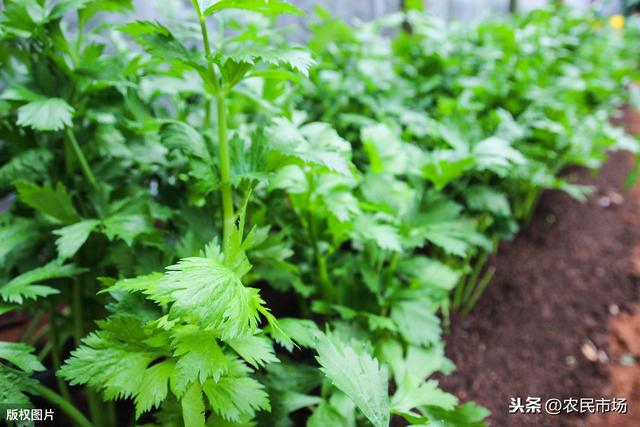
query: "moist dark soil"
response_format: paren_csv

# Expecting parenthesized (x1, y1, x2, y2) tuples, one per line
(577, 306, 640, 427)
(438, 145, 640, 427)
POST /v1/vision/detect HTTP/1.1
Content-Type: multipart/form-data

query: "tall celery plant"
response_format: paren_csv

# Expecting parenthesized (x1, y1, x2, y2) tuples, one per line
(57, 1, 320, 426)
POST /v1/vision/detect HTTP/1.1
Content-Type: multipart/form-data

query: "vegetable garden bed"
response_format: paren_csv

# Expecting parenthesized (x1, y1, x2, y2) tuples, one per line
(1, 2, 640, 427)
(440, 150, 640, 427)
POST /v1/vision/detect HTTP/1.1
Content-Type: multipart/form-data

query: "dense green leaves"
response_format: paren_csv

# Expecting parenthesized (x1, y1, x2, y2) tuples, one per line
(15, 181, 80, 224)
(153, 250, 263, 338)
(316, 333, 390, 427)
(59, 319, 163, 402)
(0, 342, 44, 406)
(2, 2, 638, 427)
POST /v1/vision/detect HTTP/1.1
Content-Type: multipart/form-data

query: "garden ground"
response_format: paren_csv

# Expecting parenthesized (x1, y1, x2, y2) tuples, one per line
(439, 110, 640, 427)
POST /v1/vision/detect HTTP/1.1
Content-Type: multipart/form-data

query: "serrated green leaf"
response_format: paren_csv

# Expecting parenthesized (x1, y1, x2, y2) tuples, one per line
(226, 334, 278, 368)
(410, 198, 491, 257)
(171, 326, 228, 393)
(379, 341, 454, 385)
(147, 249, 265, 340)
(182, 382, 206, 427)
(422, 151, 474, 190)
(391, 300, 441, 347)
(0, 219, 39, 268)
(1, 261, 84, 303)
(60, 316, 166, 405)
(398, 257, 461, 291)
(353, 214, 402, 252)
(134, 360, 175, 417)
(53, 219, 100, 259)
(229, 132, 268, 185)
(0, 148, 53, 188)
(15, 181, 80, 224)
(392, 379, 458, 413)
(202, 375, 270, 422)
(204, 0, 303, 17)
(215, 46, 314, 78)
(463, 185, 511, 217)
(160, 121, 210, 160)
(103, 213, 153, 246)
(119, 21, 205, 71)
(362, 123, 422, 176)
(106, 273, 164, 298)
(473, 137, 526, 173)
(267, 119, 351, 175)
(0, 341, 45, 373)
(0, 366, 34, 405)
(270, 318, 321, 351)
(315, 333, 390, 427)
(17, 98, 74, 131)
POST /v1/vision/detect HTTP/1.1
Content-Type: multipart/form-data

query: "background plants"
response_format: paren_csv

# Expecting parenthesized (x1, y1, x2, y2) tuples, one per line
(0, 1, 639, 426)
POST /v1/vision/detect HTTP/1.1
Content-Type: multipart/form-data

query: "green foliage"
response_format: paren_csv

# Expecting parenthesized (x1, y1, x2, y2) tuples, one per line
(203, 0, 303, 17)
(1, 261, 84, 303)
(0, 342, 45, 406)
(16, 98, 75, 132)
(0, 2, 638, 427)
(15, 181, 80, 224)
(316, 333, 390, 427)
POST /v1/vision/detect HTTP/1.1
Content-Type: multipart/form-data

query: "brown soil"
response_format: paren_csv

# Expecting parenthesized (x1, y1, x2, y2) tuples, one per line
(439, 149, 640, 427)
(576, 308, 640, 427)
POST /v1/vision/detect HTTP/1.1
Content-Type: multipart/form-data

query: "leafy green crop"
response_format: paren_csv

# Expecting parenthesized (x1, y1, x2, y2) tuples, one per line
(0, 1, 638, 427)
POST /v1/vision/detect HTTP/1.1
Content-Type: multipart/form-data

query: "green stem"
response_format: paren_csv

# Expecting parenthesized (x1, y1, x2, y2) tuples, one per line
(71, 279, 102, 427)
(317, 252, 333, 301)
(192, 0, 236, 259)
(19, 310, 45, 342)
(31, 384, 94, 427)
(104, 400, 116, 427)
(523, 189, 542, 225)
(71, 280, 83, 345)
(452, 270, 468, 311)
(65, 128, 97, 189)
(64, 138, 74, 175)
(463, 267, 496, 316)
(87, 391, 103, 427)
(460, 251, 489, 307)
(217, 93, 236, 258)
(47, 305, 72, 403)
(76, 11, 84, 57)
(383, 252, 400, 289)
(442, 301, 451, 335)
(307, 210, 334, 301)
(37, 339, 53, 360)
(204, 96, 212, 129)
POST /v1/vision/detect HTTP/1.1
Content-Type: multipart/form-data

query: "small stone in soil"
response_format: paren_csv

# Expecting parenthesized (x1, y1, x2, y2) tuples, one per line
(598, 196, 611, 207)
(608, 191, 624, 206)
(581, 340, 600, 362)
(609, 304, 620, 315)
(620, 354, 636, 366)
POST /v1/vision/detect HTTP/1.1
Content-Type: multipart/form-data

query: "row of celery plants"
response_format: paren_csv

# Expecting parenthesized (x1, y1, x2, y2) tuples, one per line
(0, 1, 639, 427)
